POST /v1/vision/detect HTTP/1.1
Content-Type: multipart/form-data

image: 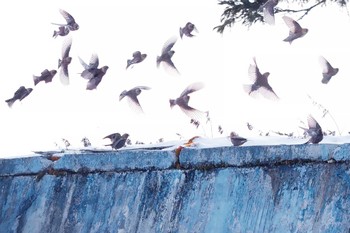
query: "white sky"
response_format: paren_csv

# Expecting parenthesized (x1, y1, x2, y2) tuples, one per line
(1, 0, 350, 157)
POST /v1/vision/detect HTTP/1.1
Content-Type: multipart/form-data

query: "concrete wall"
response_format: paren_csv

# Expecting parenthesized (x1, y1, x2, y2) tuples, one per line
(1, 144, 350, 233)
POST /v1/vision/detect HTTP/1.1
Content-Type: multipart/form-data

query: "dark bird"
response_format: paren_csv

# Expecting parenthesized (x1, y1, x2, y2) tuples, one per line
(243, 57, 279, 100)
(33, 69, 57, 86)
(53, 26, 70, 38)
(282, 16, 308, 44)
(52, 9, 79, 31)
(126, 51, 147, 69)
(229, 132, 247, 146)
(300, 115, 323, 144)
(58, 37, 72, 85)
(119, 86, 151, 113)
(157, 36, 179, 74)
(104, 133, 129, 150)
(170, 82, 207, 121)
(319, 56, 339, 84)
(259, 0, 278, 25)
(180, 22, 198, 38)
(79, 54, 109, 90)
(5, 86, 33, 107)
(103, 133, 121, 142)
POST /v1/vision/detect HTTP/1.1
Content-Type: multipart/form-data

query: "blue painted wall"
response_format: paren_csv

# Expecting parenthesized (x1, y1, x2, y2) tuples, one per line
(1, 144, 350, 232)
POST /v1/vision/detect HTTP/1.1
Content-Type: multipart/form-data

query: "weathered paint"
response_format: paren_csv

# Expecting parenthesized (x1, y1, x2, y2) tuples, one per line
(1, 144, 350, 232)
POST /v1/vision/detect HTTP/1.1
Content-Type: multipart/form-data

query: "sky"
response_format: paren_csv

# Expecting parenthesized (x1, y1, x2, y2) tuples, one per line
(1, 0, 350, 157)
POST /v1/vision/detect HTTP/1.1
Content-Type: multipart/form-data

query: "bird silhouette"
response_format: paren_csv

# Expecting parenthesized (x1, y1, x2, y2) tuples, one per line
(33, 69, 57, 86)
(126, 51, 147, 69)
(157, 36, 180, 74)
(180, 22, 198, 38)
(319, 56, 339, 84)
(119, 86, 151, 113)
(229, 132, 247, 146)
(58, 37, 72, 85)
(282, 16, 308, 44)
(300, 115, 323, 144)
(52, 9, 79, 31)
(5, 86, 33, 107)
(243, 57, 279, 100)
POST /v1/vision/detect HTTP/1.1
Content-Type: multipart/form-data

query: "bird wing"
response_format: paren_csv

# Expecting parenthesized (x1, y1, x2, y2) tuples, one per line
(248, 58, 260, 82)
(319, 56, 332, 73)
(307, 115, 321, 130)
(282, 16, 302, 33)
(180, 82, 204, 97)
(62, 37, 72, 58)
(161, 36, 177, 54)
(59, 9, 75, 24)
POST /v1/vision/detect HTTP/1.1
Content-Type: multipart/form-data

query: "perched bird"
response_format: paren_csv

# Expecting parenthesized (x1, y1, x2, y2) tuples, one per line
(58, 37, 72, 85)
(243, 57, 279, 100)
(79, 54, 109, 90)
(259, 0, 278, 25)
(52, 9, 79, 31)
(157, 36, 179, 74)
(126, 51, 147, 69)
(119, 86, 151, 113)
(319, 56, 339, 84)
(282, 16, 308, 44)
(179, 22, 198, 38)
(33, 69, 57, 86)
(53, 26, 69, 38)
(103, 133, 121, 142)
(170, 82, 207, 121)
(5, 86, 33, 107)
(229, 132, 247, 146)
(300, 115, 323, 144)
(104, 133, 129, 150)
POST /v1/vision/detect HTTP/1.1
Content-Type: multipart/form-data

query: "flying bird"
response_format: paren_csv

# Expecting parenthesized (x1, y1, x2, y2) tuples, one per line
(282, 16, 308, 44)
(169, 82, 207, 121)
(126, 51, 147, 69)
(58, 37, 72, 85)
(180, 22, 198, 38)
(5, 86, 33, 107)
(104, 133, 129, 150)
(259, 0, 278, 25)
(229, 132, 247, 146)
(52, 9, 79, 31)
(53, 26, 69, 38)
(319, 56, 339, 84)
(300, 115, 323, 144)
(33, 69, 57, 86)
(157, 36, 179, 74)
(119, 86, 151, 113)
(243, 57, 279, 100)
(79, 54, 109, 90)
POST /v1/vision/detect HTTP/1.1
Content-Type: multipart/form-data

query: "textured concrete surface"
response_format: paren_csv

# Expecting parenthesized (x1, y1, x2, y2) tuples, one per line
(1, 144, 350, 233)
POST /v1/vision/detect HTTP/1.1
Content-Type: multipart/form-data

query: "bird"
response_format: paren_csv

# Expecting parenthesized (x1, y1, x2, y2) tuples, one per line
(300, 115, 323, 144)
(229, 132, 247, 146)
(179, 22, 198, 38)
(243, 57, 279, 100)
(53, 26, 70, 38)
(157, 36, 180, 74)
(78, 54, 109, 90)
(282, 16, 308, 44)
(259, 0, 278, 25)
(58, 37, 72, 85)
(52, 9, 79, 31)
(126, 51, 147, 69)
(319, 56, 339, 84)
(169, 82, 207, 122)
(119, 86, 151, 113)
(33, 69, 57, 86)
(104, 133, 129, 150)
(5, 86, 33, 107)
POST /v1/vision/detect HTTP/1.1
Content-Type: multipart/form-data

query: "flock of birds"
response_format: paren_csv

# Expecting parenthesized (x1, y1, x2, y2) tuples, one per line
(4, 6, 338, 150)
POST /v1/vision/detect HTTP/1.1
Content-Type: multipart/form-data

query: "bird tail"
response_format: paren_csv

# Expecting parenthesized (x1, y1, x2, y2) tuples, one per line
(33, 75, 40, 86)
(179, 27, 184, 39)
(126, 59, 131, 69)
(53, 30, 58, 38)
(5, 98, 15, 108)
(169, 99, 176, 108)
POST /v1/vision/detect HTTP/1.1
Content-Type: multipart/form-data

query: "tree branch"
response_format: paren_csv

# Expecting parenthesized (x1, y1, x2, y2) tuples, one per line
(275, 0, 327, 20)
